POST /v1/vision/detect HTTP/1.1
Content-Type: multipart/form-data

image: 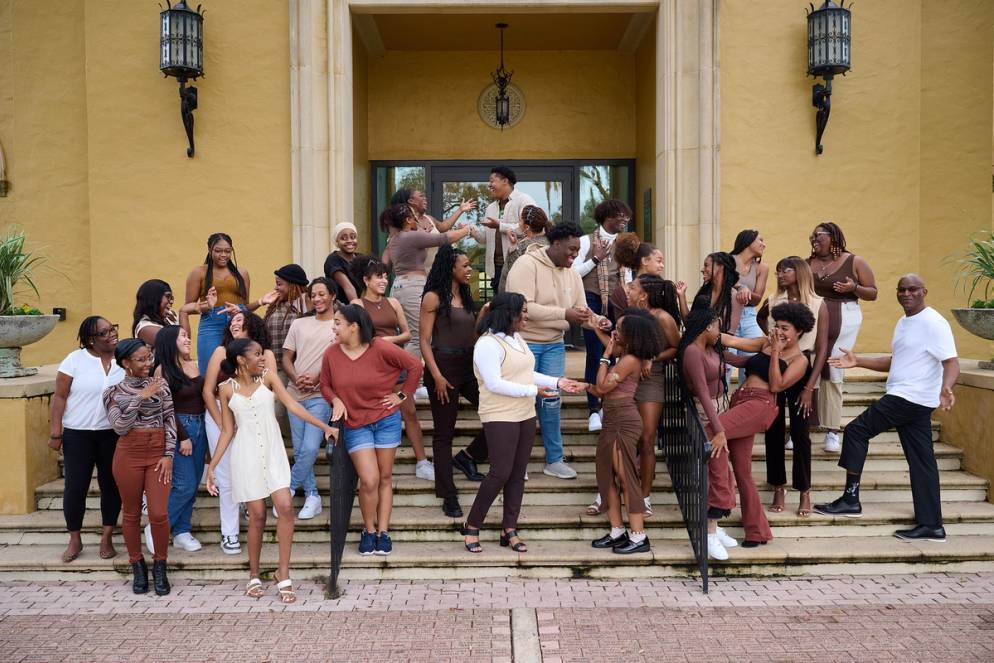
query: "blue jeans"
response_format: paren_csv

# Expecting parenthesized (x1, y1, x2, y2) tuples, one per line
(582, 291, 614, 413)
(168, 413, 208, 536)
(197, 306, 237, 373)
(732, 306, 765, 383)
(289, 396, 333, 497)
(527, 341, 566, 464)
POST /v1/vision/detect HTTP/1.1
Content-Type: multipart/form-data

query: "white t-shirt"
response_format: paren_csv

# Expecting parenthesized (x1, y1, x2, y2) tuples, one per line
(58, 349, 126, 430)
(886, 307, 957, 408)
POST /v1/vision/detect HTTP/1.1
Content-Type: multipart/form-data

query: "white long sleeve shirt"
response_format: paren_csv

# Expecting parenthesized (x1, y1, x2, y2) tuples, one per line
(572, 226, 633, 284)
(472, 332, 559, 397)
(468, 189, 537, 277)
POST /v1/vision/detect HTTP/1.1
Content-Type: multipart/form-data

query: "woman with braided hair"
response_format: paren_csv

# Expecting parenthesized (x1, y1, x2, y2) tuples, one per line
(498, 205, 552, 292)
(420, 245, 489, 517)
(683, 252, 742, 336)
(807, 222, 877, 453)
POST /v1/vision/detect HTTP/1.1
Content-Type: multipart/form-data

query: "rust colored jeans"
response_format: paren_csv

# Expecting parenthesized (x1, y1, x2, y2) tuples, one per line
(112, 428, 170, 563)
(706, 388, 777, 543)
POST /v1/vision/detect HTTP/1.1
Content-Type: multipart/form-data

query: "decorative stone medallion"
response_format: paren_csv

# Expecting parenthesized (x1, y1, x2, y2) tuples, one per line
(477, 83, 525, 129)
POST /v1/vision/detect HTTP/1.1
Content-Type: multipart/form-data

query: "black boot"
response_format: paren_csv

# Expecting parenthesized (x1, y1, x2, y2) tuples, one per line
(131, 558, 148, 594)
(152, 560, 171, 596)
(442, 495, 463, 518)
(452, 450, 485, 482)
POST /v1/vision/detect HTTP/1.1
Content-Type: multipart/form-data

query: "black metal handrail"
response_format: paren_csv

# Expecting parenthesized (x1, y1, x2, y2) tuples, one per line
(658, 362, 710, 593)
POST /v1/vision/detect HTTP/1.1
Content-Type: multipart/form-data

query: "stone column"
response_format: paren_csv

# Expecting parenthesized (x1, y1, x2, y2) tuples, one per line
(656, 0, 720, 286)
(290, 0, 354, 279)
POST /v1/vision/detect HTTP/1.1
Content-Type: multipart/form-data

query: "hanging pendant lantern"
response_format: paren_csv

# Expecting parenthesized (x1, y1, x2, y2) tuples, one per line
(490, 23, 513, 129)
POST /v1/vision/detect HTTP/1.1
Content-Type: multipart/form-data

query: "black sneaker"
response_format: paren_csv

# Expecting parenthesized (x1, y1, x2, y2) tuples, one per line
(442, 495, 463, 518)
(812, 495, 863, 518)
(613, 536, 651, 554)
(894, 525, 946, 543)
(591, 531, 629, 549)
(452, 450, 485, 482)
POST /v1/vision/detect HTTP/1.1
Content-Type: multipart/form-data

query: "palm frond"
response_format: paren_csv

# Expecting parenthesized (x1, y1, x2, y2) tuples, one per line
(946, 231, 994, 305)
(0, 229, 49, 315)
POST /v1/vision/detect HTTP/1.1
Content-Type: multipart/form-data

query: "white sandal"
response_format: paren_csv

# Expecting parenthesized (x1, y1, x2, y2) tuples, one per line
(275, 576, 297, 604)
(245, 578, 264, 599)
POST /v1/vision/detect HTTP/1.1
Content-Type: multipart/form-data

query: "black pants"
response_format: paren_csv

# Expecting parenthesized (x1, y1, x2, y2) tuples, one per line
(467, 418, 535, 530)
(840, 394, 942, 528)
(62, 428, 121, 532)
(425, 352, 488, 499)
(492, 264, 503, 296)
(765, 386, 813, 492)
(582, 291, 615, 413)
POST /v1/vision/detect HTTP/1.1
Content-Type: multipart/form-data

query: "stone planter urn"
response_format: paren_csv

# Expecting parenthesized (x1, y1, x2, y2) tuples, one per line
(951, 308, 994, 370)
(0, 315, 59, 378)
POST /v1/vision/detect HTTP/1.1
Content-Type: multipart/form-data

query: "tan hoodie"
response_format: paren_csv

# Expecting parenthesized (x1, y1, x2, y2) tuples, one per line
(504, 247, 586, 344)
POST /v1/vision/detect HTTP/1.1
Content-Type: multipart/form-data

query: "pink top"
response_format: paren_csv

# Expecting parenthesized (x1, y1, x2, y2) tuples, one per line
(681, 343, 726, 434)
(320, 338, 423, 428)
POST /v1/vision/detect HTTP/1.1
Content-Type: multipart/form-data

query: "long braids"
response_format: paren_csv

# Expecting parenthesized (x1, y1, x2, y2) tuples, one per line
(638, 274, 682, 327)
(810, 221, 847, 260)
(693, 252, 738, 333)
(202, 233, 248, 300)
(422, 245, 477, 318)
(676, 306, 727, 400)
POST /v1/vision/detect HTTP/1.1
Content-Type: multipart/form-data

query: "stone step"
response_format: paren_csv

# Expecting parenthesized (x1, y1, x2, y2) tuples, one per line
(9, 501, 994, 546)
(35, 470, 988, 511)
(2, 534, 992, 581)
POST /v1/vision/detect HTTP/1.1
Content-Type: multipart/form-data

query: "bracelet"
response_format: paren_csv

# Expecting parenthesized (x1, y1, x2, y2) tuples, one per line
(49, 435, 62, 440)
(599, 358, 611, 365)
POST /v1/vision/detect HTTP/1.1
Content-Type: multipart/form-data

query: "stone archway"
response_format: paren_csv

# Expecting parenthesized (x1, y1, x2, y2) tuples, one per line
(289, 0, 720, 286)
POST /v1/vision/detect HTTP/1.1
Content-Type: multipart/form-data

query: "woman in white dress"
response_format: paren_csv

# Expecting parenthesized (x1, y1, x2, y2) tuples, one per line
(205, 338, 336, 603)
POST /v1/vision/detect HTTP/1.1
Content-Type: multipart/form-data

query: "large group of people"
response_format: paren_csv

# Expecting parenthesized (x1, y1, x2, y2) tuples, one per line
(48, 166, 960, 603)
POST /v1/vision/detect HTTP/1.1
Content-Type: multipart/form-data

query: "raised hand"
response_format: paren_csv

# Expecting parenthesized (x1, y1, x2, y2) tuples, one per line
(206, 286, 218, 309)
(827, 348, 858, 370)
(259, 289, 280, 306)
(459, 198, 478, 214)
(139, 377, 166, 400)
(833, 277, 857, 294)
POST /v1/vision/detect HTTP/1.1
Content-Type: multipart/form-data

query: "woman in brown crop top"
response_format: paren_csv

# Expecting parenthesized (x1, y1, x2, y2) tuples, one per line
(419, 246, 490, 518)
(806, 222, 877, 453)
(351, 257, 434, 480)
(185, 233, 276, 373)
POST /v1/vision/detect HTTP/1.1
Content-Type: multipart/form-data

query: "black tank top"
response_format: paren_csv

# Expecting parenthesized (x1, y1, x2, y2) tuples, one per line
(744, 352, 788, 382)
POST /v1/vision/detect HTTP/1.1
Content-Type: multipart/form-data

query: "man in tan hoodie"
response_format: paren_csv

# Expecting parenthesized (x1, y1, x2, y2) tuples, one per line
(505, 221, 611, 479)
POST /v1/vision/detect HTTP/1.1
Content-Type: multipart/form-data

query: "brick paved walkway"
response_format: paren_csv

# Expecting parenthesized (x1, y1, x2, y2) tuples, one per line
(1, 574, 993, 662)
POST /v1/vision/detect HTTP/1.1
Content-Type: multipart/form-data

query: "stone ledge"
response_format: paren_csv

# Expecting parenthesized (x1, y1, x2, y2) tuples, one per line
(0, 364, 57, 399)
(955, 359, 994, 391)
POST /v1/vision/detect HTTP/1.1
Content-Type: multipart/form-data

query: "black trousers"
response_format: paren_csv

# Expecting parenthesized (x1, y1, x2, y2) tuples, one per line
(582, 291, 616, 414)
(425, 352, 488, 499)
(491, 264, 503, 296)
(765, 373, 814, 491)
(840, 394, 942, 528)
(62, 428, 121, 531)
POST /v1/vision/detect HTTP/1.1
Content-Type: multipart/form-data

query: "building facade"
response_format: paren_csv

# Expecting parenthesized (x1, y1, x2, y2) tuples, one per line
(1, 0, 992, 365)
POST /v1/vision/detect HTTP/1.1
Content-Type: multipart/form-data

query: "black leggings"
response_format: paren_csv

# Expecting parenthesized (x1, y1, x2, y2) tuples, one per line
(62, 428, 121, 531)
(764, 390, 813, 491)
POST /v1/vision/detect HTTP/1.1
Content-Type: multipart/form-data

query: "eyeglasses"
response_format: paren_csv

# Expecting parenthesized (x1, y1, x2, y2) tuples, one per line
(809, 231, 830, 241)
(94, 324, 120, 338)
(775, 267, 796, 274)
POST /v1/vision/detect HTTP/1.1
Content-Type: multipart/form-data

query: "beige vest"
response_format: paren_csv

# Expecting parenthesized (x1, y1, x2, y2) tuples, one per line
(770, 291, 823, 354)
(475, 334, 538, 423)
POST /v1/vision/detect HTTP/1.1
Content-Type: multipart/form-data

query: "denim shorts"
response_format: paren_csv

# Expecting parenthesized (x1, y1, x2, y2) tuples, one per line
(344, 410, 402, 454)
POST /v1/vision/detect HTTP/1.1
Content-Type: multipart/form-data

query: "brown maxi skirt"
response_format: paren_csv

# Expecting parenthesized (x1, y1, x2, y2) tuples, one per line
(596, 398, 646, 515)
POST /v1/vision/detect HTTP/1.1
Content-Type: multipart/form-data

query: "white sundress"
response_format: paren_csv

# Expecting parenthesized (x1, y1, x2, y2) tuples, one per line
(223, 377, 292, 503)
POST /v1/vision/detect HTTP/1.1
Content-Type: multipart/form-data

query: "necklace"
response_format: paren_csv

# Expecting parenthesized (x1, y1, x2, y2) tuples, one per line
(813, 255, 838, 280)
(365, 296, 384, 311)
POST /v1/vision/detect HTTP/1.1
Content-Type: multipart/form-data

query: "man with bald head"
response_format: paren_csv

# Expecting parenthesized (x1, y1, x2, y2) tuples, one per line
(814, 275, 959, 542)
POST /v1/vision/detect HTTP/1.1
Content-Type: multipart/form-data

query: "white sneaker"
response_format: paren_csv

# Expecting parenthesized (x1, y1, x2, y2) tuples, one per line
(220, 535, 241, 555)
(543, 461, 577, 479)
(144, 523, 154, 555)
(785, 436, 794, 450)
(588, 412, 603, 432)
(173, 532, 202, 552)
(524, 471, 529, 481)
(823, 431, 841, 453)
(414, 386, 429, 400)
(715, 526, 738, 548)
(298, 495, 322, 520)
(708, 533, 729, 560)
(415, 459, 435, 481)
(643, 496, 653, 515)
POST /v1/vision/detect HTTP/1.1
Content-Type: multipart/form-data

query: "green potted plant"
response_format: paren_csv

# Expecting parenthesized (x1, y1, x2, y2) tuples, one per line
(950, 230, 994, 369)
(0, 229, 59, 377)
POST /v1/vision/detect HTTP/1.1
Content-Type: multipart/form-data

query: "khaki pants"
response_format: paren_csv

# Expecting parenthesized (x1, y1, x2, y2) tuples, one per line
(390, 274, 427, 360)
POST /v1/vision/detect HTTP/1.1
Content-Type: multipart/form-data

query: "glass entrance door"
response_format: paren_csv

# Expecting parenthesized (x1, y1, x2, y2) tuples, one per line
(430, 166, 573, 300)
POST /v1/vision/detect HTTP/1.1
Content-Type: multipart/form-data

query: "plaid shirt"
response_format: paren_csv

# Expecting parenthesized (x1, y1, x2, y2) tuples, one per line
(264, 295, 309, 367)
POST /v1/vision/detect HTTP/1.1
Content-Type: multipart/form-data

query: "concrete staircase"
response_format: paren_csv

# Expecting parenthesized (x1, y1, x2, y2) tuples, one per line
(2, 372, 993, 581)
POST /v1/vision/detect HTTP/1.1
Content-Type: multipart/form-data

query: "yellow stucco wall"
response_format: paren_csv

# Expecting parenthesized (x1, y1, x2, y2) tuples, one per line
(720, 0, 994, 355)
(2, 0, 292, 366)
(366, 50, 637, 160)
(935, 372, 994, 503)
(0, 395, 58, 514)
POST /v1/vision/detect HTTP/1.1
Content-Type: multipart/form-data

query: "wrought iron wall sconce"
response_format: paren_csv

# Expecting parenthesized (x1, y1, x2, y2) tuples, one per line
(490, 23, 513, 129)
(160, 2, 205, 157)
(0, 138, 9, 197)
(807, 1, 851, 155)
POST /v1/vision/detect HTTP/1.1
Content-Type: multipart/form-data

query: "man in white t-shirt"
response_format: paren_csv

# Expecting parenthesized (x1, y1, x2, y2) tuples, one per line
(814, 275, 960, 542)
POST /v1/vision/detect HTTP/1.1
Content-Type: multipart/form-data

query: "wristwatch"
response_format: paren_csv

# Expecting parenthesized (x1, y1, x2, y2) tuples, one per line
(591, 256, 601, 265)
(396, 391, 407, 402)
